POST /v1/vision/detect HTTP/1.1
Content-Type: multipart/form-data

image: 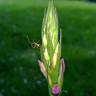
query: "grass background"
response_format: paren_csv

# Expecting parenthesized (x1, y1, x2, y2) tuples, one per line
(0, 0, 96, 96)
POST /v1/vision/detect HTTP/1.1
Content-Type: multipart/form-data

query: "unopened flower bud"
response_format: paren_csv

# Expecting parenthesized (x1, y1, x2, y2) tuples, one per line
(51, 84, 61, 95)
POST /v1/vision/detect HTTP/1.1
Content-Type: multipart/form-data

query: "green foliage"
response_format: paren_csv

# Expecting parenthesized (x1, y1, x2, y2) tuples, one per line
(89, 0, 96, 2)
(0, 0, 96, 96)
(55, 0, 87, 1)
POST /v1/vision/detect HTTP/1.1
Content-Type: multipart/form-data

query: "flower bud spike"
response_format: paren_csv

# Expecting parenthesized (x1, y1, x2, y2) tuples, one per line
(39, 0, 65, 96)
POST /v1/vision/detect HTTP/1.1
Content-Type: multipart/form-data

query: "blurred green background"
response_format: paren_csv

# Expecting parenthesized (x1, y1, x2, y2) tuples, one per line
(0, 0, 96, 96)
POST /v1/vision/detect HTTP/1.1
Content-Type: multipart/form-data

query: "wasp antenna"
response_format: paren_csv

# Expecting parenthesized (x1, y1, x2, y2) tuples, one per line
(27, 34, 33, 48)
(37, 40, 40, 43)
(27, 35, 31, 44)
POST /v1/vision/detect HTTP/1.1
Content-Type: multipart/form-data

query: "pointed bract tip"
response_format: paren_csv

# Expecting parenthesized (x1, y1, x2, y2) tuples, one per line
(38, 60, 47, 79)
(60, 58, 65, 73)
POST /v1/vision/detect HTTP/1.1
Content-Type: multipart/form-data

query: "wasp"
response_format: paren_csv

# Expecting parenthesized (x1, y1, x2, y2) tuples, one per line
(27, 35, 40, 49)
(31, 41, 40, 48)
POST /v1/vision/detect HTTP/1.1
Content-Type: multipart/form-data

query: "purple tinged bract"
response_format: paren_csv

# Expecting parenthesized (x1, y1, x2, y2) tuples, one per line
(51, 84, 61, 95)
